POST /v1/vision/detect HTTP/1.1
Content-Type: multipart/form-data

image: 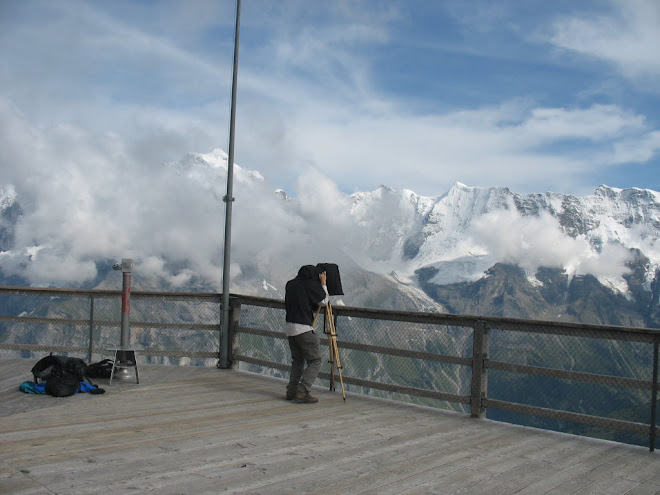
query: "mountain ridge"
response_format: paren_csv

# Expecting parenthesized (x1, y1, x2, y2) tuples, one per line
(1, 149, 659, 327)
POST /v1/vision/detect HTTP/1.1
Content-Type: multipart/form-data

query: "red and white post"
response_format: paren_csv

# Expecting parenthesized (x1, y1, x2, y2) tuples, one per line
(112, 258, 136, 381)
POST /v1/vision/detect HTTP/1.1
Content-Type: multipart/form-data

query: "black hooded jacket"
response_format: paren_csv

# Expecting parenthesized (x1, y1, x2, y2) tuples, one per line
(285, 265, 327, 326)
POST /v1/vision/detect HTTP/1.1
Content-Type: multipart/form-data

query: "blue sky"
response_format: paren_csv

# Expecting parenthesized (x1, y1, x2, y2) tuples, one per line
(1, 0, 659, 197)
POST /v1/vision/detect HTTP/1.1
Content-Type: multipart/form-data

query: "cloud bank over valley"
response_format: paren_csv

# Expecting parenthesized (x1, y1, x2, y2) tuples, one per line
(1, 104, 658, 299)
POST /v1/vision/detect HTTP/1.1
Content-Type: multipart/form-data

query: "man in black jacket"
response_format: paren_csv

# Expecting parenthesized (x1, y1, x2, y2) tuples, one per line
(284, 265, 329, 403)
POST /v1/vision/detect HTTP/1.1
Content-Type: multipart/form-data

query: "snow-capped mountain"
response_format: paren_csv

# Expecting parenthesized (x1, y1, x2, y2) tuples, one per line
(346, 181, 660, 325)
(350, 182, 659, 289)
(1, 149, 659, 326)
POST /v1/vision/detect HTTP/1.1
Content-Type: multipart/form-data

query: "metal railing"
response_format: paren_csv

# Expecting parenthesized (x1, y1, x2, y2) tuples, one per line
(1, 286, 658, 451)
(0, 286, 222, 365)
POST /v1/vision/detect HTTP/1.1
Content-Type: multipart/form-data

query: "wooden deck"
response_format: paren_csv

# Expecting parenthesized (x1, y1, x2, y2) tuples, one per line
(1, 358, 659, 495)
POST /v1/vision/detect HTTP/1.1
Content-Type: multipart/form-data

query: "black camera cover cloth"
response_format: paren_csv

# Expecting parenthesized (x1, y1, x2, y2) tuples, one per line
(316, 263, 344, 295)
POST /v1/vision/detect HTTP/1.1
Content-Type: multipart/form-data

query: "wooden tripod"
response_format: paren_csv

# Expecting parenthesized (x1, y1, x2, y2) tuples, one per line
(313, 303, 346, 401)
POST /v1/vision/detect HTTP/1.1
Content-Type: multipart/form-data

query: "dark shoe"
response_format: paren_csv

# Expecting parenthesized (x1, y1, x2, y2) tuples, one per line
(285, 392, 296, 400)
(294, 391, 318, 403)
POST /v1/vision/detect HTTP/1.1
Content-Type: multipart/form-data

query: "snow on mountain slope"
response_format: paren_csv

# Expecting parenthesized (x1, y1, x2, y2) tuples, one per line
(349, 182, 660, 296)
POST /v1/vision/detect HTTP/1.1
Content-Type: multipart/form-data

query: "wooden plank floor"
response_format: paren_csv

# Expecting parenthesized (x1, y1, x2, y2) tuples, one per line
(1, 358, 659, 495)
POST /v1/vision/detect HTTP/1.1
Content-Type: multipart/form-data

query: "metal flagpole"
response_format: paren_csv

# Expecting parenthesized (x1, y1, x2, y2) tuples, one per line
(219, 0, 241, 369)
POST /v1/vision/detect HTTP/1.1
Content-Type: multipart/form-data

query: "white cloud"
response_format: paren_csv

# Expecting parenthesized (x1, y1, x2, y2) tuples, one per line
(549, 0, 660, 83)
(468, 208, 633, 280)
(294, 167, 353, 228)
(0, 105, 230, 286)
(288, 100, 658, 194)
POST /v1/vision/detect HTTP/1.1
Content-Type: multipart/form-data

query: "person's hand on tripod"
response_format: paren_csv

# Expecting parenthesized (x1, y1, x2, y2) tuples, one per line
(319, 270, 327, 286)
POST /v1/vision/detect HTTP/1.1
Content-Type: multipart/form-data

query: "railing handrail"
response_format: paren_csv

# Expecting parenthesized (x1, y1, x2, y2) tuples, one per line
(3, 285, 658, 338)
(231, 292, 660, 340)
(0, 285, 222, 300)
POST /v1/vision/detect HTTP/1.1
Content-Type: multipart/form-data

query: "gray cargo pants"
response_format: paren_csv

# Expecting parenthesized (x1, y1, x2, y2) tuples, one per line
(286, 330, 322, 395)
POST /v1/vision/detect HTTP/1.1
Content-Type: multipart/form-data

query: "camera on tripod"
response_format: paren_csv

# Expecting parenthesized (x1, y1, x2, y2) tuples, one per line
(310, 262, 346, 401)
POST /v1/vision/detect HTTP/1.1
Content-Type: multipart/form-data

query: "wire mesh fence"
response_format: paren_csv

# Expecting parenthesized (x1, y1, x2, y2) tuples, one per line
(1, 286, 658, 450)
(233, 302, 475, 413)
(0, 289, 221, 366)
(485, 324, 657, 446)
(232, 301, 659, 450)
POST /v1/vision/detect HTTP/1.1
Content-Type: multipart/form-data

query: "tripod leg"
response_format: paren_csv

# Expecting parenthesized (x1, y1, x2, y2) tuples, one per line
(323, 304, 335, 391)
(312, 305, 322, 327)
(330, 334, 346, 401)
(328, 337, 336, 391)
(322, 303, 346, 400)
(326, 305, 346, 401)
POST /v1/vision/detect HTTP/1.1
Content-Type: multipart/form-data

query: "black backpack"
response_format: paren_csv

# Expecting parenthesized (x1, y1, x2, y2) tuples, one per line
(86, 359, 114, 379)
(31, 354, 94, 397)
(45, 371, 81, 397)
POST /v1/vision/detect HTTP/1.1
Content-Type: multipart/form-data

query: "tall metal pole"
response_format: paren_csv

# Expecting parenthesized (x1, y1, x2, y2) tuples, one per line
(120, 262, 132, 349)
(219, 0, 241, 369)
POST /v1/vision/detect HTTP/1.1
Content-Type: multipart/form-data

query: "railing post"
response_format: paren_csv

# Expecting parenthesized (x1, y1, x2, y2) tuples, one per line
(218, 296, 226, 368)
(228, 296, 241, 369)
(651, 337, 659, 452)
(471, 320, 489, 418)
(87, 295, 95, 362)
(219, 296, 240, 369)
